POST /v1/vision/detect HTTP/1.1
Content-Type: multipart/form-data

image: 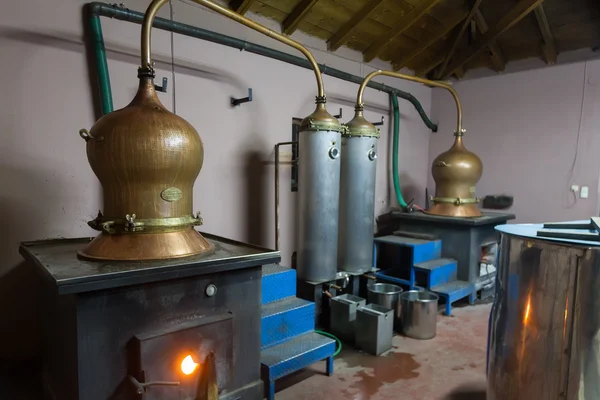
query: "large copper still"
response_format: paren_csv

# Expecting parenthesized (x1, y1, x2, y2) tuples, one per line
(79, 0, 337, 260)
(356, 70, 482, 218)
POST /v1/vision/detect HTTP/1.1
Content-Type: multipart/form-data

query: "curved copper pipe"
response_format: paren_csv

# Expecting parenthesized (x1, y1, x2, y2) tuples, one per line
(141, 0, 325, 98)
(357, 70, 463, 134)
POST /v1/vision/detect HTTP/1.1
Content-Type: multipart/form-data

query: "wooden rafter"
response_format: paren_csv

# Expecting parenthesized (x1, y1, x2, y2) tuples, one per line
(534, 5, 557, 64)
(282, 0, 320, 35)
(442, 0, 544, 78)
(437, 0, 485, 79)
(327, 0, 385, 52)
(473, 10, 506, 72)
(393, 9, 469, 71)
(229, 0, 255, 15)
(363, 0, 443, 63)
(416, 55, 445, 77)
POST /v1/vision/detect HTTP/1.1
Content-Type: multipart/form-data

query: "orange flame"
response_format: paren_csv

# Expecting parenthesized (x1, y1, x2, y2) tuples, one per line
(181, 355, 199, 375)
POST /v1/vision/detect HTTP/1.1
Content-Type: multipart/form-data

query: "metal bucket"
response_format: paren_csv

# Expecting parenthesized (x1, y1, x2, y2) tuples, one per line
(400, 290, 439, 339)
(367, 283, 403, 328)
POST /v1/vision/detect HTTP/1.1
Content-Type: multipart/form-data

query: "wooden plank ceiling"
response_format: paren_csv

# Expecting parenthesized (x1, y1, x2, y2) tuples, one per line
(228, 0, 600, 79)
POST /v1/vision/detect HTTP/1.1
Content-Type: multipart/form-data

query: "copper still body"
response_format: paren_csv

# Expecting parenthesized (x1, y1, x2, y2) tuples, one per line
(429, 134, 483, 217)
(79, 71, 212, 260)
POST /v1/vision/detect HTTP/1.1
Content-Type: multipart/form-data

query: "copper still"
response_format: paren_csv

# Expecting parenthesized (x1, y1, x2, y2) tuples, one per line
(356, 70, 482, 218)
(79, 0, 337, 260)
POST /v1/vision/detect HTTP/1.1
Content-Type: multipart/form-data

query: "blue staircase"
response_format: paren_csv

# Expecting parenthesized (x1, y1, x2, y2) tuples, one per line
(373, 235, 476, 316)
(260, 265, 336, 400)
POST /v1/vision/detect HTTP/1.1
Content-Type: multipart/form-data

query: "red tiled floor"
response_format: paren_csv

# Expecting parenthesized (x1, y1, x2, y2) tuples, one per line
(276, 303, 491, 400)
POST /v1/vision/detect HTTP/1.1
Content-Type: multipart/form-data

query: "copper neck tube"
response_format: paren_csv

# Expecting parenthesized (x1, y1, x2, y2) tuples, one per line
(357, 70, 463, 135)
(141, 0, 325, 99)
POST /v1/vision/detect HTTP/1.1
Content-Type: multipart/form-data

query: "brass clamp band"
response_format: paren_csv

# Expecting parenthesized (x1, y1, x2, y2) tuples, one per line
(431, 196, 479, 206)
(304, 119, 344, 133)
(88, 213, 203, 234)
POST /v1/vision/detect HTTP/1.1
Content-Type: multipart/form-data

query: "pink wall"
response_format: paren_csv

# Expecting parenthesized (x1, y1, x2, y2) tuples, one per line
(429, 60, 600, 223)
(0, 0, 433, 359)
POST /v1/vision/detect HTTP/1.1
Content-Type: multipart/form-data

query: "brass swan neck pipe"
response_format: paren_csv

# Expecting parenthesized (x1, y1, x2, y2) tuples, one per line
(141, 0, 325, 99)
(357, 70, 462, 135)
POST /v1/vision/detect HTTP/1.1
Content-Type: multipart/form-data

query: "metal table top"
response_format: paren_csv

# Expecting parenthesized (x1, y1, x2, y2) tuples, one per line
(20, 233, 280, 295)
(497, 221, 600, 247)
(390, 210, 515, 226)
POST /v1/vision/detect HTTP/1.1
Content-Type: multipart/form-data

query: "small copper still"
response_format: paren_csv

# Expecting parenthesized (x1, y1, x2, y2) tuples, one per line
(356, 70, 483, 218)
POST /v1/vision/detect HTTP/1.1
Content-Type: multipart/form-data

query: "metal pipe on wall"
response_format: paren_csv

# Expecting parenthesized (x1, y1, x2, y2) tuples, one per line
(274, 141, 296, 251)
(86, 1, 438, 132)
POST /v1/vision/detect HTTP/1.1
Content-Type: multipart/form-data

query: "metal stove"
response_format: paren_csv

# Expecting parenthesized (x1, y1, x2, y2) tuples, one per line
(20, 234, 279, 400)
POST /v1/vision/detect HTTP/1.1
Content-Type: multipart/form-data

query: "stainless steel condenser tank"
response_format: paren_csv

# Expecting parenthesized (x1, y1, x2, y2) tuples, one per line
(489, 223, 600, 400)
(338, 109, 379, 274)
(297, 103, 342, 282)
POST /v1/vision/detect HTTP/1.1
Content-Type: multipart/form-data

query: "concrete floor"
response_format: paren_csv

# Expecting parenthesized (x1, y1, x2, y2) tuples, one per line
(276, 303, 491, 400)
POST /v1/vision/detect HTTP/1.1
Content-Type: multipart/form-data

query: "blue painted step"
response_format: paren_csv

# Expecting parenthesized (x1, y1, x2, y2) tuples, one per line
(374, 235, 442, 264)
(432, 280, 476, 316)
(262, 264, 296, 305)
(261, 331, 335, 398)
(414, 258, 457, 288)
(261, 297, 314, 349)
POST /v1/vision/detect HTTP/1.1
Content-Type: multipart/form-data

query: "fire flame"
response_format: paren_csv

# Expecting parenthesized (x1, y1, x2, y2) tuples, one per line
(181, 355, 199, 375)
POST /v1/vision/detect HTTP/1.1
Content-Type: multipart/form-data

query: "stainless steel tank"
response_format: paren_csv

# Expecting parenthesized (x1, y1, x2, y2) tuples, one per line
(488, 223, 600, 399)
(297, 103, 342, 282)
(338, 108, 379, 274)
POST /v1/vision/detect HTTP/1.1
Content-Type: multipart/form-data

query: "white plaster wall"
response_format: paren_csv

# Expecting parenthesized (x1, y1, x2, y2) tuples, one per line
(0, 0, 433, 359)
(430, 60, 600, 223)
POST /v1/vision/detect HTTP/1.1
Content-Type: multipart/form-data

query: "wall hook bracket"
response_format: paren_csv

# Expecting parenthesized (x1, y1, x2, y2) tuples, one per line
(372, 116, 385, 126)
(154, 77, 168, 93)
(231, 88, 253, 107)
(334, 108, 342, 119)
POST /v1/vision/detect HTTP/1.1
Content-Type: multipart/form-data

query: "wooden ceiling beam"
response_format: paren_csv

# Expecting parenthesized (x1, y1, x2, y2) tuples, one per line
(363, 0, 443, 63)
(229, 0, 255, 15)
(533, 5, 557, 64)
(442, 0, 545, 79)
(474, 10, 505, 72)
(437, 0, 485, 79)
(415, 55, 445, 77)
(327, 0, 386, 52)
(393, 9, 469, 71)
(282, 0, 320, 35)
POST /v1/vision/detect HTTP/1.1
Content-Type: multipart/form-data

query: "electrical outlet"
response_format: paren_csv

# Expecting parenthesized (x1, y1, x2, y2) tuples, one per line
(581, 186, 589, 199)
(571, 184, 580, 192)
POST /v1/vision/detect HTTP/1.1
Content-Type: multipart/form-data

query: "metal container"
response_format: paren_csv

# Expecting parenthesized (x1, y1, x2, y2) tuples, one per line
(330, 294, 366, 344)
(400, 290, 438, 339)
(356, 304, 394, 356)
(367, 283, 403, 328)
(338, 135, 378, 274)
(488, 224, 600, 400)
(297, 129, 342, 282)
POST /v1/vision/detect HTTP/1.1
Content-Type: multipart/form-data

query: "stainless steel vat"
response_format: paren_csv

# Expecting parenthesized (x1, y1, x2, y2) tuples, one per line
(338, 135, 378, 274)
(330, 294, 366, 344)
(356, 303, 394, 356)
(367, 283, 403, 328)
(488, 224, 600, 399)
(400, 290, 438, 339)
(297, 130, 342, 282)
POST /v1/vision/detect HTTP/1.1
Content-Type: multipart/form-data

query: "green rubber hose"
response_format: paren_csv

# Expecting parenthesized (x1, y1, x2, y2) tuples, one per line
(90, 13, 114, 115)
(315, 330, 342, 357)
(391, 94, 408, 208)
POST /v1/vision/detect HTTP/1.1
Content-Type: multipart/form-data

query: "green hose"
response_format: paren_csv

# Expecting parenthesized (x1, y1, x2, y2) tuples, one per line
(315, 330, 342, 357)
(89, 13, 113, 115)
(391, 94, 408, 208)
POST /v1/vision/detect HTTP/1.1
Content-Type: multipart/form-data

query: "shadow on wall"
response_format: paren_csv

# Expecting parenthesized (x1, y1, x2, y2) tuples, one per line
(0, 164, 73, 362)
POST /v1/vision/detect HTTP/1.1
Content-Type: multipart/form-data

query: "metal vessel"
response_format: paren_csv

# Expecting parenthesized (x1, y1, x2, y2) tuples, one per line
(79, 0, 213, 260)
(338, 108, 379, 274)
(297, 104, 342, 282)
(488, 224, 600, 399)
